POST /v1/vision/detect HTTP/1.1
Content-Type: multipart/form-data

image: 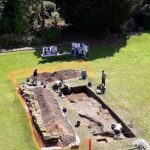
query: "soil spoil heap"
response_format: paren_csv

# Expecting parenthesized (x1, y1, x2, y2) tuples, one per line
(39, 69, 81, 82)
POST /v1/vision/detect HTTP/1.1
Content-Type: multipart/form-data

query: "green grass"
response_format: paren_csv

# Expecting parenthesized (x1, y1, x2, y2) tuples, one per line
(0, 32, 150, 150)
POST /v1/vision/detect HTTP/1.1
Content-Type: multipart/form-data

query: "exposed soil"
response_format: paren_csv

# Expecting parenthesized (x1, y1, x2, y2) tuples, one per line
(32, 87, 76, 147)
(66, 92, 117, 135)
(20, 85, 76, 147)
(39, 69, 81, 82)
(19, 70, 135, 148)
(62, 86, 135, 140)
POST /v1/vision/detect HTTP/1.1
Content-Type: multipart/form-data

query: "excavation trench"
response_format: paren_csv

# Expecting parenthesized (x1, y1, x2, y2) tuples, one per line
(19, 69, 135, 148)
(61, 86, 135, 142)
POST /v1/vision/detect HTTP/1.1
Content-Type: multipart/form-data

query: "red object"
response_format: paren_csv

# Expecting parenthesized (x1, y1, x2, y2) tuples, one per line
(89, 139, 92, 150)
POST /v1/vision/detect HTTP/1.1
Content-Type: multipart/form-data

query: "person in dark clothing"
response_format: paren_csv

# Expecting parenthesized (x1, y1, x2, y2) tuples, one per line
(52, 80, 63, 91)
(101, 70, 107, 86)
(96, 83, 106, 94)
(33, 68, 38, 77)
(32, 68, 39, 85)
(87, 82, 92, 87)
(101, 84, 106, 94)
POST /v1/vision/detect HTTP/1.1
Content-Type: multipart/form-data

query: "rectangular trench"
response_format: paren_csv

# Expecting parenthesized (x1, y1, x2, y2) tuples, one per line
(61, 85, 135, 139)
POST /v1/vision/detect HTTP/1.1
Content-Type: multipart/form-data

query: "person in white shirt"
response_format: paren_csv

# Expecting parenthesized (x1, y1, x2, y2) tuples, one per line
(111, 123, 122, 135)
(52, 80, 63, 90)
(78, 46, 82, 57)
(71, 42, 76, 56)
(133, 139, 150, 150)
(82, 43, 88, 59)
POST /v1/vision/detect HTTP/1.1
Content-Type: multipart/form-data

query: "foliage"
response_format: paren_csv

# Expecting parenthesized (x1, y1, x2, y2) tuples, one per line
(44, 1, 55, 13)
(0, 0, 30, 34)
(88, 29, 111, 39)
(0, 33, 13, 46)
(56, 0, 131, 31)
(129, 0, 144, 15)
(0, 34, 30, 48)
(27, 0, 56, 28)
(37, 28, 62, 44)
(31, 36, 44, 46)
(51, 11, 61, 23)
(142, 11, 150, 30)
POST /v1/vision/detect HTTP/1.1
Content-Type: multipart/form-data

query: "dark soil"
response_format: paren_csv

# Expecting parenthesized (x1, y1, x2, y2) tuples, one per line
(32, 87, 76, 147)
(39, 69, 81, 82)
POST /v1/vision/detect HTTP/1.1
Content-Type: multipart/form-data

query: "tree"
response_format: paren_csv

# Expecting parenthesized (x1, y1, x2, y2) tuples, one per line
(56, 0, 130, 32)
(0, 0, 6, 19)
(27, 0, 56, 29)
(129, 0, 144, 15)
(0, 0, 30, 34)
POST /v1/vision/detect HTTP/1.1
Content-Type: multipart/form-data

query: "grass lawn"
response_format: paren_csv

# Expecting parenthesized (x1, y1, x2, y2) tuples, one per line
(0, 32, 150, 150)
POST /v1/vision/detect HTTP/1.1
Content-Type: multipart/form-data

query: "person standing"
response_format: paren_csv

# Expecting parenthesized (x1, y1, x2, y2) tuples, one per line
(33, 68, 38, 77)
(113, 123, 122, 135)
(32, 68, 39, 85)
(101, 70, 107, 86)
(78, 47, 82, 57)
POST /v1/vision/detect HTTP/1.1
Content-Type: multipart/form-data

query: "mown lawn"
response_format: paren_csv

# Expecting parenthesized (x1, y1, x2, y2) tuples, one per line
(0, 32, 150, 150)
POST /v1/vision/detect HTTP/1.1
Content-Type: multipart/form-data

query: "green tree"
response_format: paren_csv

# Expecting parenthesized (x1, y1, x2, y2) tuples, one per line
(0, 0, 30, 34)
(129, 0, 144, 15)
(56, 0, 130, 32)
(0, 0, 6, 18)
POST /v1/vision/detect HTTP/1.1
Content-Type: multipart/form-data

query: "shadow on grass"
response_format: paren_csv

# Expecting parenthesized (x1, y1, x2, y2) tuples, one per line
(34, 36, 128, 64)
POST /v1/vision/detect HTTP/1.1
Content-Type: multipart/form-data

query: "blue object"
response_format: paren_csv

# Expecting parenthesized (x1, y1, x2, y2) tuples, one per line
(75, 48, 78, 56)
(44, 50, 47, 55)
(71, 48, 76, 56)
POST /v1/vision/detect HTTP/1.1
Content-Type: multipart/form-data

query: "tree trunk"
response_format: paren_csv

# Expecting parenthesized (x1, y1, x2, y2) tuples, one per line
(41, 1, 45, 28)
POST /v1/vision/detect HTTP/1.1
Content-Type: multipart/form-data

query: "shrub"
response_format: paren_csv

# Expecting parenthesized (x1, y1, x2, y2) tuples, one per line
(90, 29, 111, 39)
(0, 34, 13, 47)
(142, 11, 150, 30)
(51, 11, 61, 23)
(0, 34, 30, 48)
(38, 28, 62, 44)
(31, 36, 45, 46)
(44, 1, 56, 13)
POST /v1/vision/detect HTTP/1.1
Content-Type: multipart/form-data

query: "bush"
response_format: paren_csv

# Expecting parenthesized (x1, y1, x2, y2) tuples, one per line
(37, 28, 62, 44)
(44, 1, 56, 13)
(142, 11, 150, 30)
(31, 36, 45, 46)
(90, 29, 111, 39)
(51, 11, 61, 23)
(0, 34, 13, 47)
(0, 34, 30, 48)
(0, 28, 62, 48)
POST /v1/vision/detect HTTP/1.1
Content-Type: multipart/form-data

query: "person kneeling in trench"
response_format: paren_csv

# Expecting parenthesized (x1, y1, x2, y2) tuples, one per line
(52, 80, 63, 91)
(99, 123, 123, 139)
(96, 83, 106, 94)
(63, 83, 71, 94)
(111, 123, 123, 140)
